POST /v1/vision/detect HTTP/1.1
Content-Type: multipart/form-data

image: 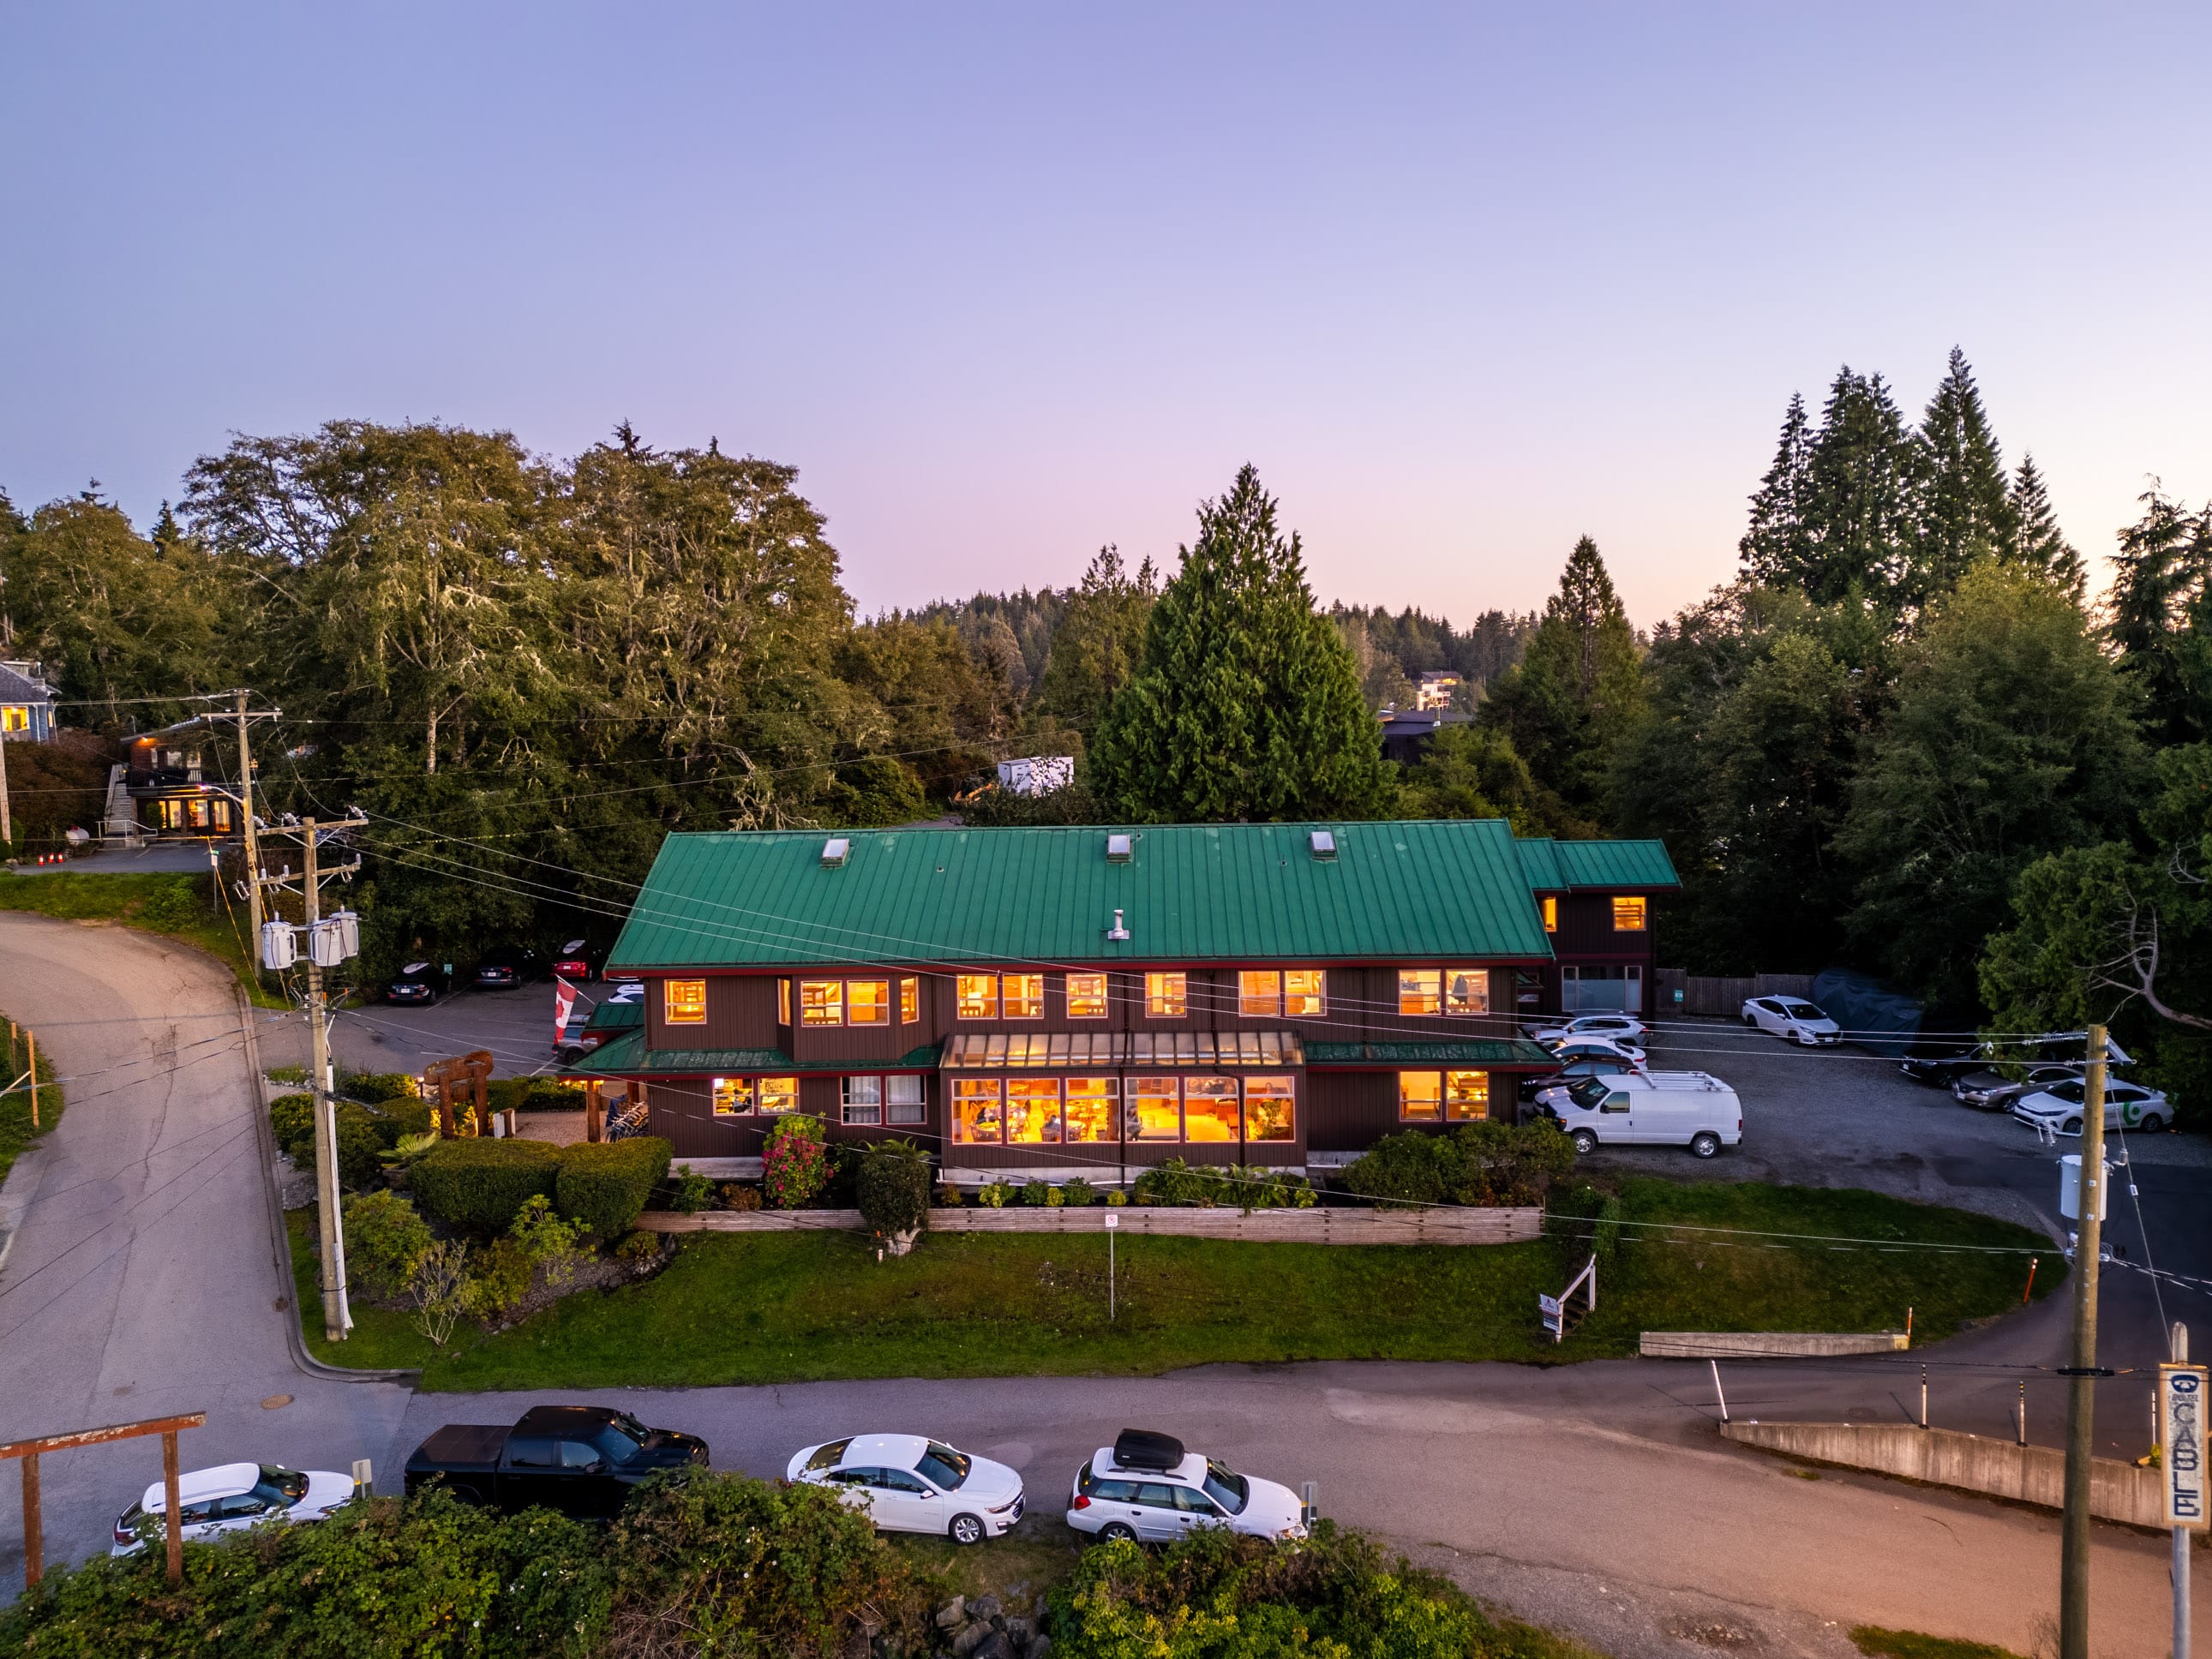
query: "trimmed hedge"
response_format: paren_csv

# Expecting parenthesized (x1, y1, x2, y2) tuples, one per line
(855, 1142, 931, 1240)
(411, 1138, 562, 1235)
(555, 1136, 672, 1237)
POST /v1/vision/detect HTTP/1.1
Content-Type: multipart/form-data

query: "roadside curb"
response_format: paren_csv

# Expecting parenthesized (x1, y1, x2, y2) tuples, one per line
(237, 985, 420, 1387)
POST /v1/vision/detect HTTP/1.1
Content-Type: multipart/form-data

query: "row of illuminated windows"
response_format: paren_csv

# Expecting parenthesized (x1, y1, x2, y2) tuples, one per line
(950, 1075, 1297, 1145)
(710, 1073, 929, 1127)
(153, 796, 234, 831)
(667, 977, 926, 1027)
(953, 969, 1327, 1021)
(1398, 1070, 1492, 1123)
(1538, 895, 1648, 932)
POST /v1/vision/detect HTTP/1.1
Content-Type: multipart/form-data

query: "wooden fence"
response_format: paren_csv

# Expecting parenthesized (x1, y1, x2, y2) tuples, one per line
(1656, 970, 1815, 1019)
(638, 1204, 1544, 1246)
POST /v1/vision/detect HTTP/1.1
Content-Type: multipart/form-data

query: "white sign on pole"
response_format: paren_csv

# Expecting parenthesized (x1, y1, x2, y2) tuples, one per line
(1538, 1292, 1562, 1335)
(2161, 1363, 2207, 1530)
(1104, 1213, 1118, 1230)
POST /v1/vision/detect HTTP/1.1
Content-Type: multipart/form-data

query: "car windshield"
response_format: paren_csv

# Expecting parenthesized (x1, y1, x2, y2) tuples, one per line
(254, 1465, 308, 1506)
(918, 1442, 971, 1489)
(1779, 1001, 1826, 1020)
(2044, 1081, 2087, 1104)
(1566, 1075, 1611, 1111)
(1202, 1460, 1249, 1514)
(592, 1422, 646, 1464)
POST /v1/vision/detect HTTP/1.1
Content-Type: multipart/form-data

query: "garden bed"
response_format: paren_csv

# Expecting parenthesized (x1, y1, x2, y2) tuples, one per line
(639, 1203, 1544, 1244)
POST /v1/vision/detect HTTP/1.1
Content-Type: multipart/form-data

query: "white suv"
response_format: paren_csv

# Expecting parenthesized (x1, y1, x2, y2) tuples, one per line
(112, 1462, 355, 1555)
(1067, 1429, 1304, 1544)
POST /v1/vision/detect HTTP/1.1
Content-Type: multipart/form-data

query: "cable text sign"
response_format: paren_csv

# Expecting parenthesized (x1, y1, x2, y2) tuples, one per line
(2160, 1363, 2206, 1530)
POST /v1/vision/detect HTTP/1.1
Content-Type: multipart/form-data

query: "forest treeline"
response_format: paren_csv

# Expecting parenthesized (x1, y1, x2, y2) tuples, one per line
(4, 349, 2212, 1111)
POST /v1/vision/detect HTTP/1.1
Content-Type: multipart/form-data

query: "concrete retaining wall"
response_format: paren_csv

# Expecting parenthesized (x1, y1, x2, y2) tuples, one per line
(1721, 1422, 2168, 1529)
(638, 1205, 1543, 1244)
(1641, 1331, 1909, 1358)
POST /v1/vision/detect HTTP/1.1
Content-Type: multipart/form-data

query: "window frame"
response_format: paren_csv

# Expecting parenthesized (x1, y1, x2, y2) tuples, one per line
(799, 979, 845, 1027)
(1398, 969, 1442, 1017)
(711, 1076, 753, 1117)
(952, 1077, 1004, 1144)
(1004, 1077, 1063, 1143)
(1064, 972, 1109, 1019)
(1002, 973, 1045, 1020)
(1398, 1070, 1444, 1123)
(758, 1075, 799, 1115)
(841, 1075, 884, 1127)
(1284, 968, 1326, 1017)
(1064, 1076, 1118, 1143)
(1238, 970, 1281, 1018)
(1182, 1076, 1240, 1142)
(1541, 895, 1558, 932)
(778, 978, 791, 1024)
(1443, 968, 1490, 1016)
(664, 979, 708, 1025)
(1244, 1075, 1295, 1141)
(1145, 971, 1188, 1019)
(1612, 895, 1648, 932)
(900, 976, 920, 1024)
(847, 979, 890, 1026)
(1128, 1076, 1181, 1141)
(1443, 1069, 1490, 1121)
(956, 973, 999, 1020)
(886, 1073, 926, 1125)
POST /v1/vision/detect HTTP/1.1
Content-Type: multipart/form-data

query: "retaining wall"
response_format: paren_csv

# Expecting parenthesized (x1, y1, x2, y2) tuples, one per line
(638, 1205, 1544, 1244)
(1721, 1421, 2168, 1529)
(1641, 1331, 1909, 1358)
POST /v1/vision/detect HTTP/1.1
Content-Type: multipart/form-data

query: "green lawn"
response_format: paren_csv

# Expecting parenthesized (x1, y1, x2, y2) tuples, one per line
(291, 1179, 2063, 1390)
(1851, 1625, 2024, 1659)
(0, 871, 285, 1005)
(0, 1016, 63, 1188)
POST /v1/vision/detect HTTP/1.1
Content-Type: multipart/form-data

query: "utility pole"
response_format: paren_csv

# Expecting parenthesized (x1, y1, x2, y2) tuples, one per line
(257, 812, 364, 1342)
(235, 688, 261, 948)
(0, 710, 12, 851)
(2173, 1321, 2195, 1659)
(2059, 1021, 2110, 1659)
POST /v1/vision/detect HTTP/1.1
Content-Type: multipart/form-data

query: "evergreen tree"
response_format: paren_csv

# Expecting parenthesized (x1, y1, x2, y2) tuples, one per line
(1478, 536, 1644, 812)
(1738, 392, 1814, 588)
(2006, 453, 2085, 600)
(1913, 347, 2017, 601)
(2107, 485, 2212, 744)
(1799, 368, 1924, 606)
(1031, 546, 1157, 730)
(1088, 464, 1391, 821)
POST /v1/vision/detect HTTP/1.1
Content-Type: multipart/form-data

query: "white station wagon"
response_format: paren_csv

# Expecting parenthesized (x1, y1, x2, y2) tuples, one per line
(787, 1434, 1024, 1544)
(112, 1462, 355, 1555)
(1067, 1429, 1304, 1544)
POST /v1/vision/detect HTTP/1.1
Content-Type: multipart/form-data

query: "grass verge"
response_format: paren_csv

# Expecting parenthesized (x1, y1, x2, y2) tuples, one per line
(0, 871, 283, 1005)
(0, 1015, 63, 1188)
(291, 1177, 2062, 1389)
(1851, 1625, 2024, 1659)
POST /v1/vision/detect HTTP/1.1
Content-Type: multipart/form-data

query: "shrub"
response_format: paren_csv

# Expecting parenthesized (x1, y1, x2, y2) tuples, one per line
(1342, 1121, 1574, 1209)
(762, 1114, 831, 1208)
(509, 1194, 586, 1288)
(1106, 1189, 1128, 1207)
(1545, 1182, 1623, 1271)
(263, 1064, 308, 1085)
(722, 1182, 763, 1212)
(484, 1076, 532, 1116)
(615, 1229, 662, 1265)
(344, 1071, 420, 1103)
(977, 1180, 1014, 1208)
(269, 1092, 315, 1161)
(1132, 1159, 1314, 1211)
(934, 1182, 962, 1207)
(1022, 1178, 1057, 1207)
(341, 1190, 434, 1297)
(406, 1238, 473, 1347)
(411, 1137, 561, 1235)
(670, 1165, 715, 1214)
(465, 1237, 536, 1318)
(555, 1136, 671, 1237)
(1062, 1177, 1097, 1206)
(333, 1106, 387, 1190)
(856, 1141, 932, 1243)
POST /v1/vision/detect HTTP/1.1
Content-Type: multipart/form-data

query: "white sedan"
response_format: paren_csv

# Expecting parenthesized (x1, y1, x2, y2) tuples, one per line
(1526, 1013, 1650, 1047)
(1544, 1034, 1648, 1066)
(788, 1434, 1024, 1544)
(1741, 996, 1841, 1045)
(1067, 1430, 1304, 1544)
(112, 1462, 356, 1555)
(2011, 1078, 2172, 1136)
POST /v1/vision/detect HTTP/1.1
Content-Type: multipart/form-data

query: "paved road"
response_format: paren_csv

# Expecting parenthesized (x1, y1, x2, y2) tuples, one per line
(3, 929, 2203, 1656)
(0, 913, 412, 1580)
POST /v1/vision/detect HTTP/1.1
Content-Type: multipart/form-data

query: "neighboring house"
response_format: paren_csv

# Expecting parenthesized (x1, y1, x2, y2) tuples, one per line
(572, 820, 1681, 1180)
(121, 725, 241, 837)
(1512, 836, 1676, 1016)
(1377, 707, 1470, 764)
(0, 661, 57, 742)
(1415, 671, 1461, 711)
(996, 756, 1075, 797)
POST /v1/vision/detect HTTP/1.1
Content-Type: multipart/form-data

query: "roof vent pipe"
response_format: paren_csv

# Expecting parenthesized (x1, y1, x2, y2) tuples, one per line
(1106, 908, 1130, 942)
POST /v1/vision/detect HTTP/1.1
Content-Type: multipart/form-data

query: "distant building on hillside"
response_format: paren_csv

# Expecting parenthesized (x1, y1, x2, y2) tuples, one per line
(0, 660, 56, 742)
(997, 756, 1075, 797)
(1377, 708, 1470, 764)
(1415, 671, 1461, 711)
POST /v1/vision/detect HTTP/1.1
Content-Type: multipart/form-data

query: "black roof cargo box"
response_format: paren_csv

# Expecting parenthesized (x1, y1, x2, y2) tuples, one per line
(1113, 1428, 1185, 1471)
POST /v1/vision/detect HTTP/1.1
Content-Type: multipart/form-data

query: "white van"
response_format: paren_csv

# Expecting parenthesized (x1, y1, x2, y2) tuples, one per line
(1545, 1071, 1741, 1159)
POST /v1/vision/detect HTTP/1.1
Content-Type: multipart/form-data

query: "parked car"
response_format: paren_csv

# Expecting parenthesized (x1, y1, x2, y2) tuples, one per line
(1544, 1034, 1648, 1065)
(405, 1405, 707, 1517)
(1902, 1031, 2129, 1088)
(1067, 1429, 1304, 1544)
(1548, 1070, 1742, 1158)
(386, 961, 452, 1005)
(1526, 1013, 1650, 1047)
(112, 1462, 354, 1555)
(1898, 1045, 1987, 1087)
(473, 944, 543, 990)
(787, 1434, 1023, 1544)
(2011, 1077, 2171, 1136)
(1520, 1051, 1646, 1104)
(1952, 1063, 2082, 1111)
(1741, 996, 1841, 1045)
(550, 939, 605, 981)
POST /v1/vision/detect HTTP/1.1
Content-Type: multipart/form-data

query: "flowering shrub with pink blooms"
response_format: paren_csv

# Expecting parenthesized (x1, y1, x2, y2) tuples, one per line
(762, 1113, 831, 1209)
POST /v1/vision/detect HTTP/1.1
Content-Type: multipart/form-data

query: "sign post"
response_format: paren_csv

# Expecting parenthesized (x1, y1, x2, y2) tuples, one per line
(2161, 1327, 2205, 1659)
(1538, 1292, 1562, 1339)
(1105, 1210, 1118, 1321)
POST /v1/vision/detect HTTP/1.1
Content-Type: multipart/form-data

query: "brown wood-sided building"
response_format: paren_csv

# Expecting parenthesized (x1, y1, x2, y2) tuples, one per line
(572, 821, 1680, 1183)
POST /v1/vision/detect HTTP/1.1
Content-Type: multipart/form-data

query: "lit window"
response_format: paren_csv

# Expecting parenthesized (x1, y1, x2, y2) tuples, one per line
(1444, 1070, 1490, 1121)
(758, 1076, 799, 1114)
(1129, 1077, 1180, 1141)
(1238, 971, 1280, 1017)
(1064, 1077, 1118, 1142)
(1183, 1078, 1239, 1141)
(900, 977, 920, 1024)
(1612, 895, 1647, 931)
(800, 979, 843, 1026)
(778, 979, 791, 1023)
(1399, 969, 1442, 1016)
(0, 706, 27, 734)
(1444, 969, 1489, 1015)
(1065, 973, 1109, 1019)
(1399, 1071, 1443, 1122)
(842, 1075, 883, 1126)
(665, 979, 707, 1024)
(1146, 972, 1187, 1018)
(712, 1077, 752, 1117)
(952, 1078, 1003, 1143)
(1285, 969, 1326, 1016)
(1003, 973, 1045, 1019)
(887, 1074, 926, 1125)
(848, 979, 890, 1026)
(1542, 896, 1558, 932)
(956, 974, 998, 1019)
(1244, 1076, 1295, 1141)
(1006, 1078, 1062, 1143)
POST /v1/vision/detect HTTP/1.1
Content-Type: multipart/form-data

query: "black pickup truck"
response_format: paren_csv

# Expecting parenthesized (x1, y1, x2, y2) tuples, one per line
(404, 1404, 708, 1518)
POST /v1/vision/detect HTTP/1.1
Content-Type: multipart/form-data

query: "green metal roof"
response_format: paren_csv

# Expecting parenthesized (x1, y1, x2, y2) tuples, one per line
(1515, 835, 1679, 893)
(570, 1031, 942, 1077)
(1306, 1039, 1556, 1067)
(606, 821, 1562, 971)
(582, 997, 644, 1033)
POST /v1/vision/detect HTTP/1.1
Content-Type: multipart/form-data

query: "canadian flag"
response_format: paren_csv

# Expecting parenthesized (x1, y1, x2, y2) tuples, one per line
(554, 977, 578, 1054)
